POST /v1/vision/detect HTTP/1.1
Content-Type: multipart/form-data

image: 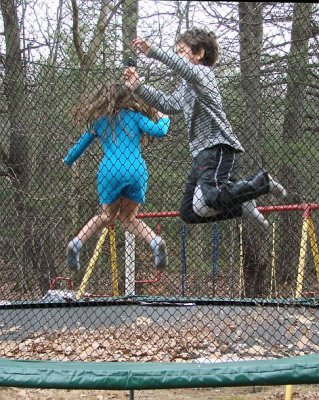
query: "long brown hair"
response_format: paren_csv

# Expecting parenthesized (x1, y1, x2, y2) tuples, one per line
(70, 83, 158, 145)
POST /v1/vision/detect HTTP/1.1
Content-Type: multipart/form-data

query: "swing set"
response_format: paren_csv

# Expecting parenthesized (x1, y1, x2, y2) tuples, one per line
(50, 203, 319, 302)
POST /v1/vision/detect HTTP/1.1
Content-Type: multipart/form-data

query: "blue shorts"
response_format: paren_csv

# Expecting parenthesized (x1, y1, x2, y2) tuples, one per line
(97, 161, 148, 205)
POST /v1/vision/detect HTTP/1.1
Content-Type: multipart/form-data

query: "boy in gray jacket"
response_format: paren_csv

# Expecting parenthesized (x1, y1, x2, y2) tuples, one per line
(123, 28, 286, 227)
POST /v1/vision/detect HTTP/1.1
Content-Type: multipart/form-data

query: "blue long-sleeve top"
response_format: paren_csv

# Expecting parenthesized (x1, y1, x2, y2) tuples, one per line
(64, 110, 170, 167)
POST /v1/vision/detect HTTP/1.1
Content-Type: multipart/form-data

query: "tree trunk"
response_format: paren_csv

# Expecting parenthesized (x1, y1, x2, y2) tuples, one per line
(239, 2, 268, 297)
(1, 0, 56, 295)
(277, 3, 313, 288)
(122, 0, 138, 64)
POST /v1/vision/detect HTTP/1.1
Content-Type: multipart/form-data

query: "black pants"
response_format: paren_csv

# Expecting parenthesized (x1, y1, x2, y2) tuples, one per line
(179, 145, 243, 224)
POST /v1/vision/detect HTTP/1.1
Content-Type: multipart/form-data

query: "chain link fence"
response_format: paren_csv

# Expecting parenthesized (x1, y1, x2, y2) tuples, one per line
(0, 1, 319, 365)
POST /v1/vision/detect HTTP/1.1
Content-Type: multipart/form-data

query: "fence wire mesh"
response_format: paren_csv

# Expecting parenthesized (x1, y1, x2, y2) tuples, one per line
(0, 1, 319, 364)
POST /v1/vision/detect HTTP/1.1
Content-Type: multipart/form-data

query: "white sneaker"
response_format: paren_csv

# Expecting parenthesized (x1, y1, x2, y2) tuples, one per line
(150, 236, 168, 270)
(268, 175, 287, 197)
(67, 246, 81, 271)
(242, 200, 269, 228)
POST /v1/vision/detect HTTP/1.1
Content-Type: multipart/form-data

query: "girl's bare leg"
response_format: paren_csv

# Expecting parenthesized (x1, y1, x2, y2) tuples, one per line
(118, 198, 168, 269)
(118, 198, 154, 244)
(67, 200, 121, 271)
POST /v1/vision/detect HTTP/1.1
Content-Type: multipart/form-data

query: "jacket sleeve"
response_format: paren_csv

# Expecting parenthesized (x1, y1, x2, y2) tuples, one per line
(63, 131, 96, 166)
(136, 84, 184, 115)
(138, 115, 171, 138)
(147, 45, 211, 87)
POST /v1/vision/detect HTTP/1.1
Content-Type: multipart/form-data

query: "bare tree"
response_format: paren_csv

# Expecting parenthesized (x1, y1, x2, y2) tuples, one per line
(0, 0, 55, 295)
(0, 0, 29, 194)
(174, 1, 191, 41)
(283, 3, 313, 142)
(71, 0, 124, 70)
(122, 0, 138, 64)
(278, 3, 314, 287)
(238, 2, 268, 297)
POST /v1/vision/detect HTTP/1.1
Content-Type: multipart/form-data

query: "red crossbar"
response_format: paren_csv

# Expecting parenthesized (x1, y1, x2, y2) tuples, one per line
(137, 204, 319, 220)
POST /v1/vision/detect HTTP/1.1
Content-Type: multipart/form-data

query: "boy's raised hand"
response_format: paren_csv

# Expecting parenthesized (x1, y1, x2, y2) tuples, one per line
(132, 38, 151, 55)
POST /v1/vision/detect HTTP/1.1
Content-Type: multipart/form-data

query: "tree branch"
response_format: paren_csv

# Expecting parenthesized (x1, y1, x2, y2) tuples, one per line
(85, 0, 125, 69)
(311, 20, 319, 37)
(71, 0, 84, 64)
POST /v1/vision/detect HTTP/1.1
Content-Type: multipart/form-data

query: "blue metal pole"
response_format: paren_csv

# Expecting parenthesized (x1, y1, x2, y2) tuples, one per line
(212, 223, 219, 296)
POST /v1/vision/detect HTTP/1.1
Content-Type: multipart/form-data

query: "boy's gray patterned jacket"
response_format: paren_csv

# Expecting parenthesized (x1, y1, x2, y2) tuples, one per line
(136, 45, 245, 158)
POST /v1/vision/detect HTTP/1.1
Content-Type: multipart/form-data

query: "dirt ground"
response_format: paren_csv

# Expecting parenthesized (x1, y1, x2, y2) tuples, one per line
(1, 385, 319, 400)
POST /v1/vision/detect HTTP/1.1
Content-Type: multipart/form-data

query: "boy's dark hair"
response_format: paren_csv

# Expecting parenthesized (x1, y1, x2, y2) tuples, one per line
(176, 27, 219, 67)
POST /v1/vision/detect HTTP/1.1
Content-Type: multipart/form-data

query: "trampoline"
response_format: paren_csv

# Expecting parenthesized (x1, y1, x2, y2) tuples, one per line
(1, 2, 319, 398)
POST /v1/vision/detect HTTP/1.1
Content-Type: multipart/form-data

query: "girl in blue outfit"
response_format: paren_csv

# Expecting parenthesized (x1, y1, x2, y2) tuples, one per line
(64, 83, 170, 271)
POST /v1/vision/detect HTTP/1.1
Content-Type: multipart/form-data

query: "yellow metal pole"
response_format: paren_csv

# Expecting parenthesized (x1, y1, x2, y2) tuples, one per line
(109, 225, 119, 296)
(308, 217, 319, 283)
(239, 223, 245, 297)
(295, 218, 309, 298)
(270, 222, 277, 297)
(76, 228, 109, 300)
(284, 384, 293, 400)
